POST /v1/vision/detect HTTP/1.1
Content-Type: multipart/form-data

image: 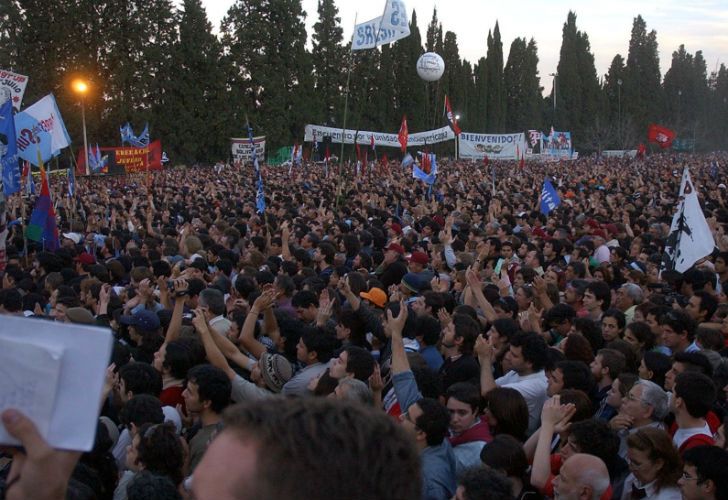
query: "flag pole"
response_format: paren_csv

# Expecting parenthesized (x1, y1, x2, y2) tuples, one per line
(336, 12, 358, 211)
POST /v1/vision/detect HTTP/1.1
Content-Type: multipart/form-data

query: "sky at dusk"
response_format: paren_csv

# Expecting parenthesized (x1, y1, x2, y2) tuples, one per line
(197, 0, 728, 88)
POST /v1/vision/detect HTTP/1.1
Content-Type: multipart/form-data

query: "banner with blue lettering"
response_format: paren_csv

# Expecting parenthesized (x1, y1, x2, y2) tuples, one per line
(352, 1, 410, 51)
(542, 130, 573, 159)
(14, 94, 71, 167)
(458, 132, 526, 160)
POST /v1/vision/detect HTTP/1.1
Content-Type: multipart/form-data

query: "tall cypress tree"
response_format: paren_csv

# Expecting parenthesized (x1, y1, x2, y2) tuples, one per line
(707, 64, 728, 149)
(485, 22, 505, 132)
(312, 0, 346, 126)
(223, 0, 312, 149)
(473, 57, 488, 132)
(555, 11, 600, 147)
(391, 9, 426, 131)
(663, 44, 708, 136)
(162, 0, 228, 163)
(623, 15, 662, 132)
(504, 37, 542, 132)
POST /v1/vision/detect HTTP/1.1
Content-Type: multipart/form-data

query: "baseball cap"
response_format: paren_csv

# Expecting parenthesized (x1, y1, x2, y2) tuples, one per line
(119, 309, 161, 332)
(391, 223, 402, 235)
(407, 251, 429, 266)
(360, 287, 387, 308)
(386, 243, 405, 255)
(62, 232, 82, 244)
(400, 273, 424, 294)
(74, 252, 95, 265)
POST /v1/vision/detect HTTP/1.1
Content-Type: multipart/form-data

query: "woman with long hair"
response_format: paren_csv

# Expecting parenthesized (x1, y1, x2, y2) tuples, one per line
(621, 427, 682, 499)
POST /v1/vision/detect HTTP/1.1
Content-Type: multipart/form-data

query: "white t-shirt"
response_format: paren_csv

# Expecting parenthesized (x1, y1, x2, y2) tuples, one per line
(496, 370, 548, 434)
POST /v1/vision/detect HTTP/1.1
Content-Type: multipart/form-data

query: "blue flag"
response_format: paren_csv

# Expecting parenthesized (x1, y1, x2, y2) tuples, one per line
(14, 94, 71, 166)
(120, 123, 133, 144)
(256, 176, 265, 214)
(540, 179, 561, 215)
(0, 100, 21, 196)
(412, 153, 437, 185)
(131, 123, 149, 147)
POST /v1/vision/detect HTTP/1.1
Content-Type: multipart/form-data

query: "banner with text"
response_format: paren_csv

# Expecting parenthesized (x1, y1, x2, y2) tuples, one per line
(76, 140, 162, 175)
(0, 69, 29, 111)
(304, 124, 455, 148)
(231, 136, 265, 163)
(458, 132, 526, 160)
(542, 130, 573, 159)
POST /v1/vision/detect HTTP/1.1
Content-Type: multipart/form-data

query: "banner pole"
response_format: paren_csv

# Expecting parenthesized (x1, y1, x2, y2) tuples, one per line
(336, 12, 358, 211)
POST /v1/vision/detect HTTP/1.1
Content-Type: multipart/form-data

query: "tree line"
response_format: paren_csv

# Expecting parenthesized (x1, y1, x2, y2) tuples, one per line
(1, 0, 726, 164)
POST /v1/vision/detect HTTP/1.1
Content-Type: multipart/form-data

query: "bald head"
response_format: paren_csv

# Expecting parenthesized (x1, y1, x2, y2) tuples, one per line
(554, 453, 610, 500)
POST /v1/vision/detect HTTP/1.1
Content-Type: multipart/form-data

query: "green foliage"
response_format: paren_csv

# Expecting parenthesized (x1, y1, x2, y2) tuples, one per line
(485, 22, 505, 132)
(3, 2, 726, 163)
(504, 38, 543, 132)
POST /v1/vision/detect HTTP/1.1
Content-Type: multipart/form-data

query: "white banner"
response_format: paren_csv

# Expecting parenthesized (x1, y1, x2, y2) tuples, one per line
(231, 136, 265, 162)
(305, 124, 455, 148)
(458, 132, 526, 160)
(352, 1, 410, 51)
(602, 150, 637, 158)
(0, 69, 29, 111)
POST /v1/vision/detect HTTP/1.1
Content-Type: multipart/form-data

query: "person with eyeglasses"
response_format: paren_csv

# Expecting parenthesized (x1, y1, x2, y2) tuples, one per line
(620, 427, 682, 500)
(611, 380, 668, 459)
(678, 445, 728, 500)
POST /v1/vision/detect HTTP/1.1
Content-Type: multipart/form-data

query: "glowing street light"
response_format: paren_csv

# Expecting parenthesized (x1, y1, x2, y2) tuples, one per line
(72, 78, 90, 176)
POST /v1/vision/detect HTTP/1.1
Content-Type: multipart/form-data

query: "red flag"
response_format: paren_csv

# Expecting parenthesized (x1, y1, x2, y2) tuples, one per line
(519, 153, 525, 170)
(421, 148, 431, 174)
(381, 152, 389, 166)
(370, 135, 375, 150)
(483, 155, 489, 167)
(637, 143, 646, 158)
(355, 142, 361, 163)
(647, 124, 676, 149)
(444, 95, 461, 135)
(325, 145, 330, 163)
(398, 115, 408, 153)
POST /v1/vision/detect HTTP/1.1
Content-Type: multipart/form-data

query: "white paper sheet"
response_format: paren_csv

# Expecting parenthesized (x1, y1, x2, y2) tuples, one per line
(0, 316, 113, 451)
(0, 337, 63, 440)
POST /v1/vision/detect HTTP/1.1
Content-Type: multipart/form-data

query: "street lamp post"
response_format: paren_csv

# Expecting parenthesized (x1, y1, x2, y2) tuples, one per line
(549, 73, 558, 123)
(455, 114, 460, 160)
(617, 78, 622, 147)
(72, 79, 89, 175)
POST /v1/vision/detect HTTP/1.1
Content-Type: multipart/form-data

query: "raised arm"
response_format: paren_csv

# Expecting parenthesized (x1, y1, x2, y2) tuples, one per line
(466, 269, 498, 323)
(192, 308, 237, 381)
(475, 335, 498, 396)
(164, 278, 188, 346)
(238, 290, 276, 360)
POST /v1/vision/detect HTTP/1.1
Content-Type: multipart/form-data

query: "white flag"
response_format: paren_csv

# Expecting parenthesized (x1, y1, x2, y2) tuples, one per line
(351, 1, 409, 51)
(662, 167, 715, 273)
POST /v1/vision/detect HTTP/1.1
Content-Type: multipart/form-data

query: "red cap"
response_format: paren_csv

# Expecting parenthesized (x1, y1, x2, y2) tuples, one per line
(391, 223, 402, 235)
(432, 215, 446, 227)
(75, 252, 95, 265)
(386, 243, 405, 255)
(407, 251, 429, 266)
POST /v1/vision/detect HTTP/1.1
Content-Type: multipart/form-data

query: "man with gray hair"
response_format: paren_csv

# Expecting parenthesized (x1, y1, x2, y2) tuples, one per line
(553, 453, 610, 500)
(615, 283, 643, 324)
(199, 287, 231, 336)
(334, 378, 373, 406)
(610, 379, 667, 458)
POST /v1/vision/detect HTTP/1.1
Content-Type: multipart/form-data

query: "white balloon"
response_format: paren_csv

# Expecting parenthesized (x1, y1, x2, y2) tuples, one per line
(416, 52, 445, 82)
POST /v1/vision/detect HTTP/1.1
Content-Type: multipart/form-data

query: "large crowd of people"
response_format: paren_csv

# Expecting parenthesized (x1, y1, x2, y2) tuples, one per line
(1, 151, 728, 500)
